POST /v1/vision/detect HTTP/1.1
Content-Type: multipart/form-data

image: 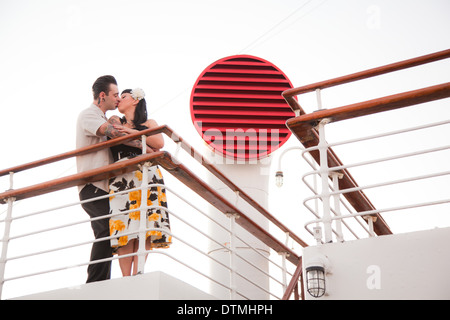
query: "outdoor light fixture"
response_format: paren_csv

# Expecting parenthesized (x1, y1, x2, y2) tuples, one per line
(305, 253, 330, 298)
(275, 171, 284, 187)
(274, 146, 304, 188)
(305, 266, 326, 298)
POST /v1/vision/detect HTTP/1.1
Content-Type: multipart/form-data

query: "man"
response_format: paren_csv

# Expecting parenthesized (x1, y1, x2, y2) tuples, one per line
(76, 75, 144, 283)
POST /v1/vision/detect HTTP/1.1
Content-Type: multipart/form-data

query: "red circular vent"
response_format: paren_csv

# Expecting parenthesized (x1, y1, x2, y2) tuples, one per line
(190, 55, 295, 161)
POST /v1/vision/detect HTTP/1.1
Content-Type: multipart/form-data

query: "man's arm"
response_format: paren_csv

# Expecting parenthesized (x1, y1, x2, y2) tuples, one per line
(97, 116, 147, 150)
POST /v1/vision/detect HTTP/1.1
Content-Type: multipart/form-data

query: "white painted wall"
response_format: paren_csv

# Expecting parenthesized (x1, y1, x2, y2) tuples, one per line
(12, 271, 217, 300)
(302, 227, 450, 300)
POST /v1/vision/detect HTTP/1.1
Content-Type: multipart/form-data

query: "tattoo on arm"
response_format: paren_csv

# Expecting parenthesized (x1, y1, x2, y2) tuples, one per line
(125, 139, 143, 149)
(104, 123, 122, 138)
(104, 118, 144, 149)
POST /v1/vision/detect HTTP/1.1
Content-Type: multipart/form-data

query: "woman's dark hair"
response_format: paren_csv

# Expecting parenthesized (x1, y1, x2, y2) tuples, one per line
(122, 89, 148, 130)
(92, 75, 117, 100)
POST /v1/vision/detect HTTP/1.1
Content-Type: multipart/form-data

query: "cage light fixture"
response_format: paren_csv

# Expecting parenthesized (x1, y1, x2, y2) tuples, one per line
(305, 266, 326, 298)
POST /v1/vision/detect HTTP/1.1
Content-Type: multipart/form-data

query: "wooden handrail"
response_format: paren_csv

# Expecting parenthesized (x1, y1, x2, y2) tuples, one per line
(0, 151, 301, 265)
(0, 125, 168, 177)
(0, 152, 164, 203)
(0, 124, 309, 248)
(282, 48, 450, 112)
(287, 82, 450, 143)
(282, 257, 303, 300)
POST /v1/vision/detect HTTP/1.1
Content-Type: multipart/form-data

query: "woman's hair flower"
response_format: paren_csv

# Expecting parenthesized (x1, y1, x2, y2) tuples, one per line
(131, 88, 145, 101)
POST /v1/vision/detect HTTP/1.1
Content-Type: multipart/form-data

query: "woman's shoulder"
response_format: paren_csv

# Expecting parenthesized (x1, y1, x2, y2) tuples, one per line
(143, 118, 159, 128)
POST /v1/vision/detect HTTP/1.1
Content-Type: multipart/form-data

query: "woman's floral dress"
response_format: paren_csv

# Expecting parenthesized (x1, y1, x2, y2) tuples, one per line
(108, 136, 171, 253)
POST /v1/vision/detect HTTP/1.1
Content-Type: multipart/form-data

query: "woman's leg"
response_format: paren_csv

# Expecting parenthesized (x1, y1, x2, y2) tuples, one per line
(117, 239, 136, 276)
(131, 239, 151, 275)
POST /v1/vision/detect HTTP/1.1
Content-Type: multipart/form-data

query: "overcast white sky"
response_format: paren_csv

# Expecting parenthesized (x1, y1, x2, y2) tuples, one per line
(0, 0, 449, 299)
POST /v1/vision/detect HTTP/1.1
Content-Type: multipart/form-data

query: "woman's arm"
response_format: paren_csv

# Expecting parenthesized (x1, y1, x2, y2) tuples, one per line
(143, 119, 164, 150)
(97, 116, 148, 151)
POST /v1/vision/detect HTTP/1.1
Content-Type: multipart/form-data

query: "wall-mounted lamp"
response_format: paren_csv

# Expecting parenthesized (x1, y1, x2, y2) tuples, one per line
(274, 146, 304, 188)
(305, 266, 326, 298)
(305, 254, 330, 298)
(275, 171, 284, 187)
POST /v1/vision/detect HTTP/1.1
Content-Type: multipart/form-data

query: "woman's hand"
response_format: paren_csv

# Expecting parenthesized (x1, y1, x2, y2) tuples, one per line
(113, 124, 138, 135)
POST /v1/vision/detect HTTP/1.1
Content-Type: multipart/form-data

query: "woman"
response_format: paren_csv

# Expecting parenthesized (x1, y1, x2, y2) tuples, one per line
(108, 88, 171, 276)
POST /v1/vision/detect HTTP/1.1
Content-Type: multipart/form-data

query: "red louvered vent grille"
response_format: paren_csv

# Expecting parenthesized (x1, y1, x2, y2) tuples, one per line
(190, 55, 295, 161)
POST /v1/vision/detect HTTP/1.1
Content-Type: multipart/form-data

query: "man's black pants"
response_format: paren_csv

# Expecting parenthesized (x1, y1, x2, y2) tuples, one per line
(79, 184, 113, 283)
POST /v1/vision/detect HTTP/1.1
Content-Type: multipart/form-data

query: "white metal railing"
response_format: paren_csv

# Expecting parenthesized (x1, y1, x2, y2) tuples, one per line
(300, 115, 450, 243)
(0, 180, 298, 298)
(0, 132, 301, 300)
(279, 49, 450, 245)
(0, 180, 296, 300)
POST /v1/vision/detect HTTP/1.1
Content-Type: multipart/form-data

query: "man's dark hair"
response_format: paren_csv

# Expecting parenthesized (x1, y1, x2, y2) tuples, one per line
(92, 75, 117, 99)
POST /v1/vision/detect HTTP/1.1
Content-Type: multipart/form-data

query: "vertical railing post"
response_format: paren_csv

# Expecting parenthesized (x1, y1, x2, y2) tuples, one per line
(281, 232, 289, 293)
(0, 197, 15, 300)
(0, 172, 15, 299)
(331, 172, 344, 242)
(315, 88, 323, 110)
(317, 119, 333, 243)
(366, 216, 376, 237)
(137, 135, 149, 275)
(227, 213, 237, 300)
